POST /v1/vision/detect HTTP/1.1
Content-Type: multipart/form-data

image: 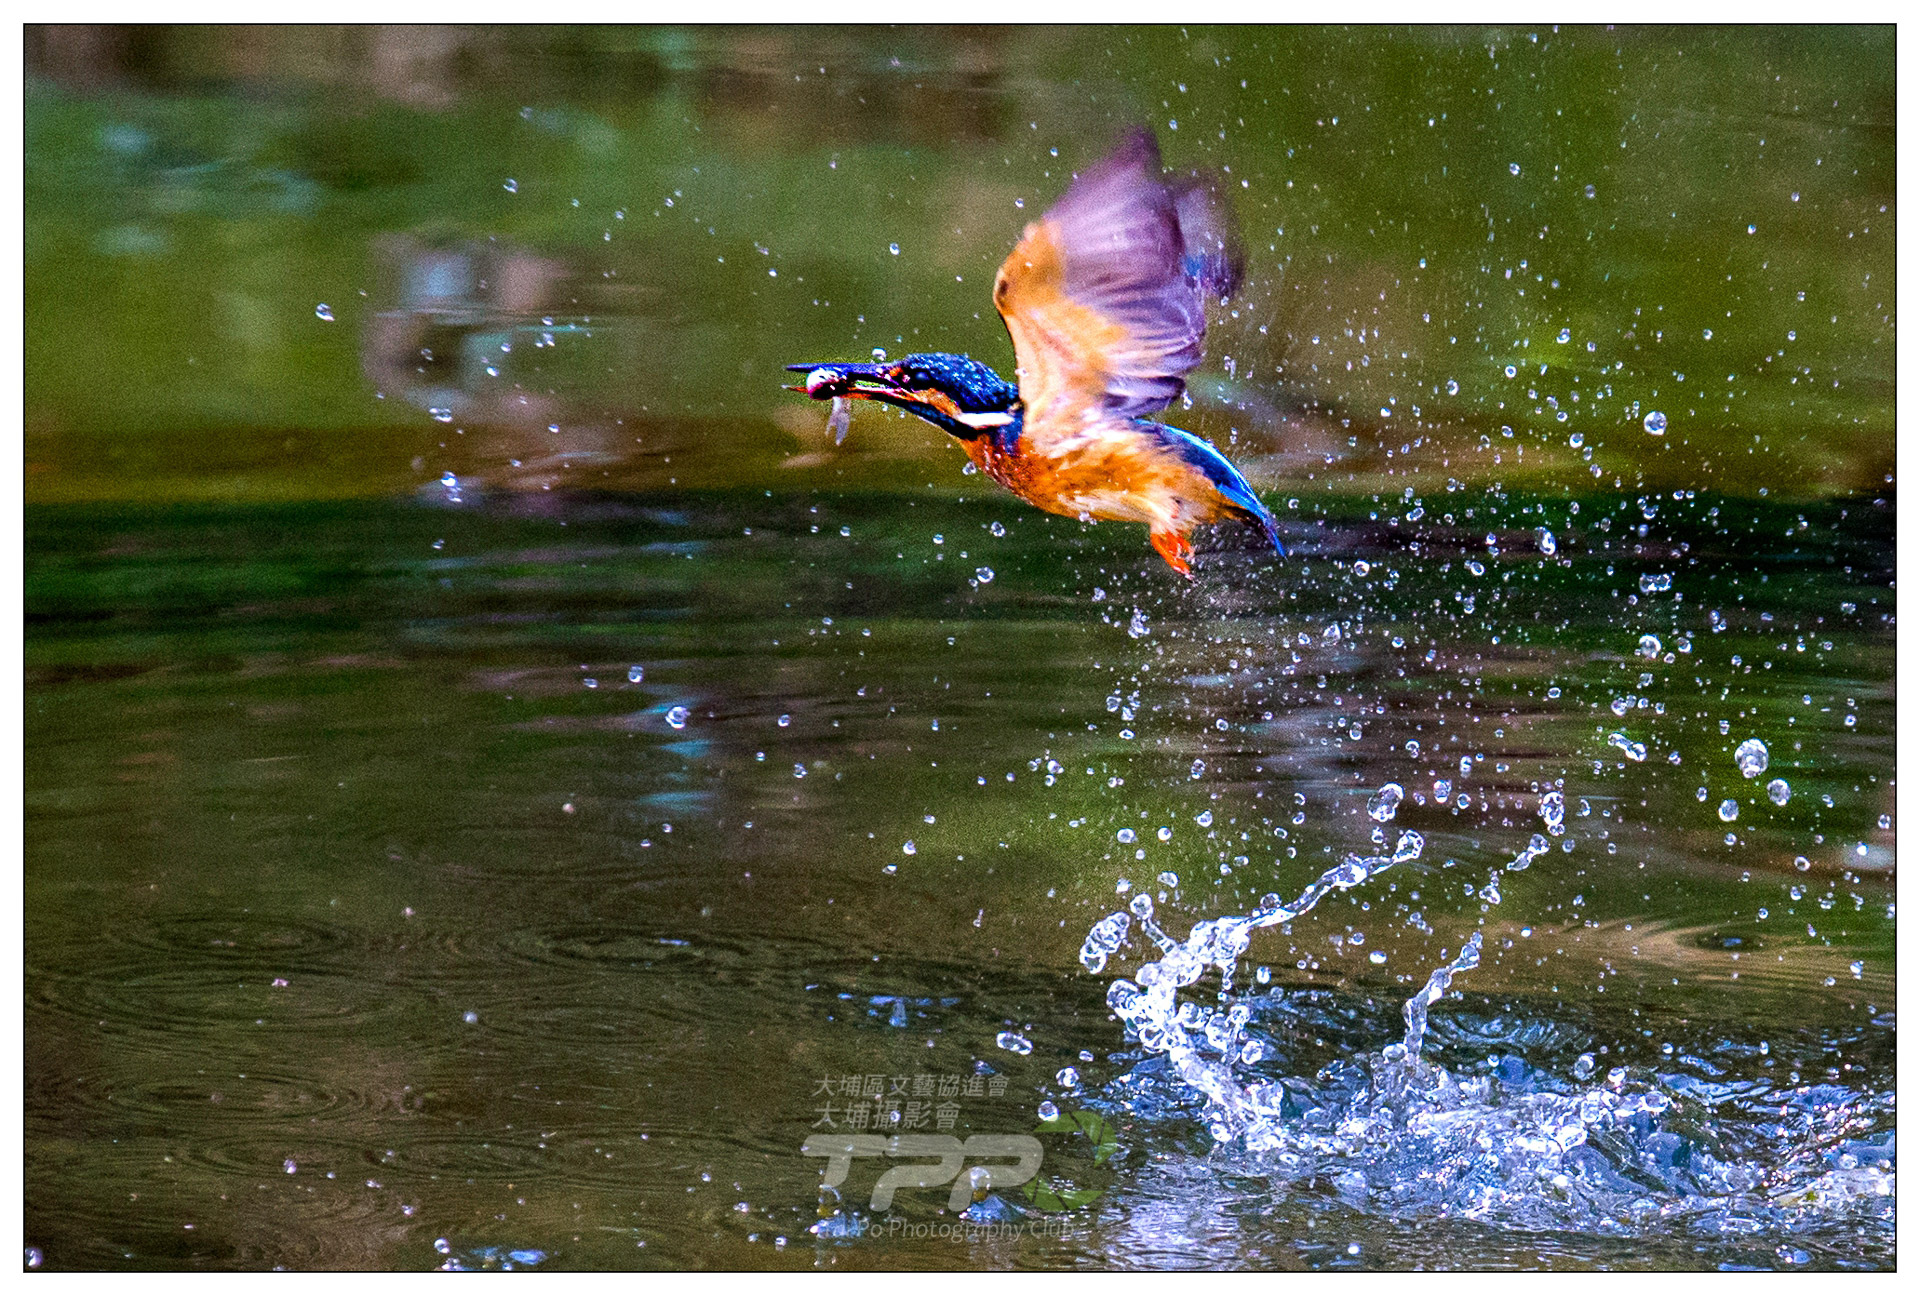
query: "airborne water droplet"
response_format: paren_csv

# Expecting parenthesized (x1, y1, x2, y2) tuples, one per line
(1366, 782, 1404, 822)
(1643, 410, 1668, 435)
(1734, 738, 1769, 778)
(314, 303, 334, 321)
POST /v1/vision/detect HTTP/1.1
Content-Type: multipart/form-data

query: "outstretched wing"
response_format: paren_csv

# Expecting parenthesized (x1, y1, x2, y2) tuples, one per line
(993, 129, 1241, 434)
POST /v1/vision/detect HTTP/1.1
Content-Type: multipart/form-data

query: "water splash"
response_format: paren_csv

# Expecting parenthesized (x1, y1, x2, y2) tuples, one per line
(1399, 932, 1482, 1056)
(1084, 830, 1441, 1147)
(1077, 825, 1891, 1244)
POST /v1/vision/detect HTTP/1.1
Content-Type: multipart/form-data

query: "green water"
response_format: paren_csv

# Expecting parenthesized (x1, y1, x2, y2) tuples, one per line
(24, 25, 1894, 1271)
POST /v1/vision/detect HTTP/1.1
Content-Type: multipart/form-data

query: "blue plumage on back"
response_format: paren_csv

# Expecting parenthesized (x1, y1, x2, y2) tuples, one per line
(1160, 425, 1284, 555)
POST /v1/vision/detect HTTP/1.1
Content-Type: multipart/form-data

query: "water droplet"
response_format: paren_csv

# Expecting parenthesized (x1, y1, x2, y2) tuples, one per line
(1446, 378, 1460, 395)
(1718, 799, 1740, 823)
(627, 665, 644, 683)
(1116, 829, 1136, 844)
(1037, 1100, 1059, 1120)
(974, 566, 995, 584)
(1509, 162, 1521, 175)
(1368, 950, 1387, 964)
(1643, 410, 1668, 435)
(901, 840, 916, 855)
(1767, 778, 1791, 806)
(314, 303, 333, 321)
(989, 521, 1006, 536)
(1190, 759, 1206, 779)
(582, 678, 597, 689)
(429, 407, 454, 423)
(888, 242, 900, 256)
(1540, 790, 1566, 835)
(1637, 634, 1662, 659)
(503, 178, 518, 193)
(1537, 528, 1557, 556)
(665, 706, 690, 729)
(1366, 782, 1404, 822)
(1608, 732, 1648, 762)
(1734, 738, 1768, 777)
(996, 1031, 1032, 1055)
(1156, 826, 1173, 843)
(284, 1158, 298, 1174)
(1055, 1066, 1079, 1086)
(1556, 327, 1571, 344)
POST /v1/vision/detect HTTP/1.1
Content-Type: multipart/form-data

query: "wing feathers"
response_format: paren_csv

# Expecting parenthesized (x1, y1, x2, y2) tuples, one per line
(994, 128, 1241, 427)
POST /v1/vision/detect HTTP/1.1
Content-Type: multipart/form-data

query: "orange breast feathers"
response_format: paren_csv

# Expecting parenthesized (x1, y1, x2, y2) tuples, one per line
(962, 418, 1236, 532)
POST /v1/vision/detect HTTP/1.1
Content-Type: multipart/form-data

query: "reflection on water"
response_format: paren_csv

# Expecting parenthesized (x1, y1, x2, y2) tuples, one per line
(25, 485, 1892, 1269)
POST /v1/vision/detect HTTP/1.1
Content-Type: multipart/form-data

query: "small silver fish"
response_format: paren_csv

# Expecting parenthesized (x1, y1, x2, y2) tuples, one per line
(826, 395, 851, 445)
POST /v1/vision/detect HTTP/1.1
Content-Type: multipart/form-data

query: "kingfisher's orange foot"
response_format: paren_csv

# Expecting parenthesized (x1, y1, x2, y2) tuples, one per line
(1150, 529, 1195, 579)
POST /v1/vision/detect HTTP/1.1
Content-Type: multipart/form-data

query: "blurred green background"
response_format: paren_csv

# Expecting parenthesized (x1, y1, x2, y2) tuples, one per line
(25, 24, 1894, 506)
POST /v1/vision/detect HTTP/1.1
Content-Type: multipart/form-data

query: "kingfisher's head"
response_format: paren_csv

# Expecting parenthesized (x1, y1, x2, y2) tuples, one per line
(785, 352, 1018, 439)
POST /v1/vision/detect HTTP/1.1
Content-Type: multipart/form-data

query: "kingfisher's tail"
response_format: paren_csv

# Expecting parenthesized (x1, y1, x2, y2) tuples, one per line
(1249, 506, 1286, 557)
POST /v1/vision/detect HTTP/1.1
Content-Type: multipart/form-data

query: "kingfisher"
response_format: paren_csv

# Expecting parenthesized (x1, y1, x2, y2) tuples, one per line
(787, 128, 1281, 578)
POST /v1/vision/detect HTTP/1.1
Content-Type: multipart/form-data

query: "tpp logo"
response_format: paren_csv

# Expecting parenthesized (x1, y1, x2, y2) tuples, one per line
(802, 1135, 1042, 1211)
(802, 1111, 1116, 1212)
